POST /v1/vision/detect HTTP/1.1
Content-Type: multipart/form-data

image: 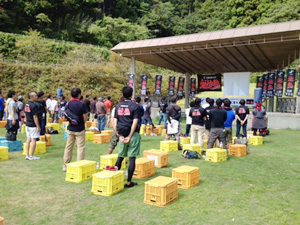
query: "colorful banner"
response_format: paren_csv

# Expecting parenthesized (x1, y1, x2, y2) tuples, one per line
(190, 78, 197, 96)
(177, 77, 185, 97)
(197, 74, 222, 92)
(297, 68, 300, 97)
(275, 70, 285, 97)
(168, 76, 176, 96)
(262, 73, 268, 97)
(266, 72, 275, 97)
(154, 75, 162, 95)
(256, 76, 264, 88)
(140, 75, 148, 95)
(128, 74, 135, 88)
(285, 69, 296, 97)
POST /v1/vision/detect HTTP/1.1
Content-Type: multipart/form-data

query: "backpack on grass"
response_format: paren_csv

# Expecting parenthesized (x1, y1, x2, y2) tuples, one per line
(182, 150, 200, 159)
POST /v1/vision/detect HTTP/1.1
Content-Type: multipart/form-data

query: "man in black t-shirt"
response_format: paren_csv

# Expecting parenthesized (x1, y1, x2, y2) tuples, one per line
(24, 92, 41, 160)
(189, 98, 207, 148)
(207, 98, 227, 149)
(63, 88, 88, 172)
(37, 92, 47, 135)
(83, 95, 91, 120)
(235, 99, 250, 137)
(158, 97, 168, 129)
(114, 86, 141, 188)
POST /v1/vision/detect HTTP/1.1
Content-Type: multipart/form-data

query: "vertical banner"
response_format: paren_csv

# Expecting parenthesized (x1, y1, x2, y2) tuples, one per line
(197, 74, 222, 92)
(266, 72, 275, 97)
(190, 78, 196, 96)
(256, 76, 264, 88)
(275, 70, 285, 97)
(140, 75, 148, 95)
(168, 76, 176, 96)
(297, 68, 300, 97)
(128, 74, 135, 88)
(285, 69, 296, 97)
(262, 73, 268, 97)
(154, 75, 162, 95)
(177, 77, 185, 97)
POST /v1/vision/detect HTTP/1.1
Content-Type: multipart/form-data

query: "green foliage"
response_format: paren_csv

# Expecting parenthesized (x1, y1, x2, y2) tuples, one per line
(0, 32, 16, 57)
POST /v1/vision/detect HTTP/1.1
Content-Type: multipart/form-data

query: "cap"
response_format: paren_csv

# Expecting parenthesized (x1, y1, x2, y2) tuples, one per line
(18, 96, 24, 101)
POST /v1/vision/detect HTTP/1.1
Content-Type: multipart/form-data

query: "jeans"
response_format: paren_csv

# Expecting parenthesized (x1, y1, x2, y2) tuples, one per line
(158, 113, 168, 129)
(97, 116, 106, 131)
(185, 124, 191, 136)
(236, 123, 247, 137)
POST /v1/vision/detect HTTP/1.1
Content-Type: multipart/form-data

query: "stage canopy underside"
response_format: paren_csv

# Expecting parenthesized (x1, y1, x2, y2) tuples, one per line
(112, 20, 300, 74)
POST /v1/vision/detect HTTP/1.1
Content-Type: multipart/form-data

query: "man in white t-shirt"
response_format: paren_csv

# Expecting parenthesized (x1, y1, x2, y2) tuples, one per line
(6, 90, 19, 141)
(185, 101, 195, 137)
(50, 96, 59, 123)
(46, 95, 52, 112)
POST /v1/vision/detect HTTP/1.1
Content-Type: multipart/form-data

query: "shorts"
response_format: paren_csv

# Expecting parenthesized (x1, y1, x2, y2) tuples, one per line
(118, 132, 141, 158)
(142, 117, 153, 125)
(26, 127, 40, 139)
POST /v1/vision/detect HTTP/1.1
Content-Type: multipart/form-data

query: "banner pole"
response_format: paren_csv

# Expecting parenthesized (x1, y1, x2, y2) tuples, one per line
(185, 73, 190, 108)
(131, 57, 136, 98)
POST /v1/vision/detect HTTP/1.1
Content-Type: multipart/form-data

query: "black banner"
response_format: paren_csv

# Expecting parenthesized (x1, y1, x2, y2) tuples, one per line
(128, 74, 135, 88)
(168, 76, 176, 96)
(190, 78, 197, 96)
(197, 74, 222, 92)
(285, 69, 296, 97)
(256, 76, 264, 88)
(275, 70, 285, 97)
(266, 72, 275, 97)
(140, 75, 148, 95)
(154, 75, 162, 95)
(262, 73, 268, 97)
(177, 77, 185, 97)
(297, 68, 300, 97)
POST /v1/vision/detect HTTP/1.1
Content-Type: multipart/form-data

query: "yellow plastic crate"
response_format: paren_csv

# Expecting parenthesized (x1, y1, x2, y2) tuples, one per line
(172, 166, 199, 189)
(160, 141, 178, 152)
(0, 146, 9, 161)
(94, 134, 110, 144)
(47, 123, 60, 130)
(144, 176, 178, 207)
(85, 131, 94, 141)
(182, 144, 202, 154)
(100, 154, 126, 170)
(161, 129, 167, 137)
(66, 160, 96, 183)
(146, 127, 160, 135)
(180, 137, 191, 145)
(249, 136, 263, 146)
(229, 144, 247, 157)
(85, 121, 92, 128)
(40, 134, 51, 146)
(143, 149, 168, 168)
(134, 158, 155, 179)
(91, 170, 124, 196)
(101, 130, 114, 137)
(22, 141, 46, 155)
(47, 118, 51, 123)
(206, 148, 227, 162)
(0, 121, 7, 128)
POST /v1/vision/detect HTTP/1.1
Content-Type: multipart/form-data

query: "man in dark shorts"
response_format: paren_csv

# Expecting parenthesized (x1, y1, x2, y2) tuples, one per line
(113, 86, 141, 188)
(236, 99, 249, 137)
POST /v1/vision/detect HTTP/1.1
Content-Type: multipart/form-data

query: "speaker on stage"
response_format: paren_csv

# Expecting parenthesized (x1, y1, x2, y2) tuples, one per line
(254, 88, 262, 103)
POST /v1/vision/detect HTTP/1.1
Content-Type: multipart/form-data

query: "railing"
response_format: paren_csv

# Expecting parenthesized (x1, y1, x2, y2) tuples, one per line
(276, 97, 296, 113)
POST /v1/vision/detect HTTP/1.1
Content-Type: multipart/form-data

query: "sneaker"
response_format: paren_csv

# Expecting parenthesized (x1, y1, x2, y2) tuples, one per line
(29, 156, 40, 160)
(25, 156, 30, 160)
(63, 166, 67, 172)
(144, 133, 147, 136)
(151, 133, 157, 136)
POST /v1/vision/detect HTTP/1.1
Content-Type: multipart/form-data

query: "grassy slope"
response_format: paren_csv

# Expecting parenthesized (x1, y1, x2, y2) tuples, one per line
(0, 123, 300, 225)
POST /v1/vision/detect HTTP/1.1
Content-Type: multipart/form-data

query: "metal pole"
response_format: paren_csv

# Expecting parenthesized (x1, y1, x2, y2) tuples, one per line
(185, 73, 191, 108)
(131, 57, 136, 98)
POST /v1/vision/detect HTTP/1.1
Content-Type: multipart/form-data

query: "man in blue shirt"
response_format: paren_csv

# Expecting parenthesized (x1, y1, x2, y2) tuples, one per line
(223, 99, 235, 147)
(0, 90, 5, 121)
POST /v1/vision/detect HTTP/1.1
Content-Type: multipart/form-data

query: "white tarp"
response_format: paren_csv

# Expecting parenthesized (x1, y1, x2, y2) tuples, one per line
(224, 72, 250, 96)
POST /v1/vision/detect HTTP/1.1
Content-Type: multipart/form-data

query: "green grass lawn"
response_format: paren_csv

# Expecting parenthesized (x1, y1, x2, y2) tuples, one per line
(1, 124, 300, 225)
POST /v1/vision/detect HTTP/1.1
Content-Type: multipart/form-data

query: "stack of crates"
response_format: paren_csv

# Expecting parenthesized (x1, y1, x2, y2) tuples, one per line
(0, 146, 9, 161)
(172, 166, 199, 189)
(143, 149, 168, 168)
(85, 121, 92, 128)
(133, 158, 155, 179)
(91, 170, 124, 196)
(0, 140, 22, 152)
(182, 144, 202, 154)
(100, 154, 126, 170)
(101, 130, 113, 138)
(23, 141, 46, 155)
(40, 134, 51, 146)
(62, 122, 69, 130)
(21, 124, 26, 133)
(64, 130, 68, 139)
(180, 137, 190, 146)
(161, 129, 167, 137)
(0, 121, 7, 128)
(91, 122, 98, 128)
(144, 176, 178, 207)
(65, 160, 96, 183)
(229, 144, 247, 157)
(249, 136, 263, 146)
(93, 134, 110, 144)
(160, 140, 178, 152)
(85, 131, 94, 141)
(205, 148, 227, 162)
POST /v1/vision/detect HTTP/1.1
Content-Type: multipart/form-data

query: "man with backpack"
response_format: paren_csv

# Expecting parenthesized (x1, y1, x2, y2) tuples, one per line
(158, 97, 168, 129)
(63, 88, 88, 172)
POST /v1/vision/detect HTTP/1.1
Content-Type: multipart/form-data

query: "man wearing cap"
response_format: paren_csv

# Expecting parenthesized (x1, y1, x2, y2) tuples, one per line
(165, 95, 182, 150)
(96, 97, 107, 131)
